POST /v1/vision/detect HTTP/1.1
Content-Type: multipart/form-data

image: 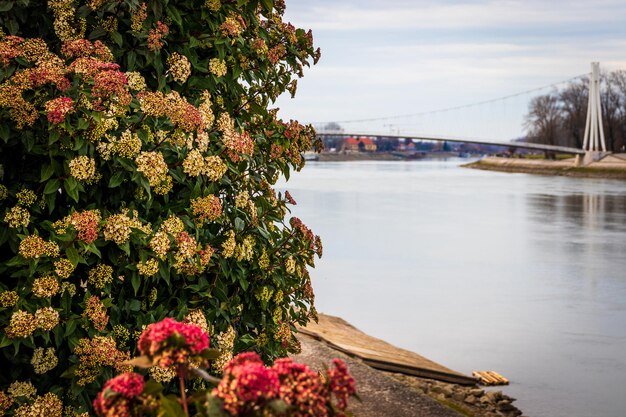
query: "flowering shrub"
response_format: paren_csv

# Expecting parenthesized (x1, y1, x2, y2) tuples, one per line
(92, 319, 357, 417)
(0, 0, 322, 414)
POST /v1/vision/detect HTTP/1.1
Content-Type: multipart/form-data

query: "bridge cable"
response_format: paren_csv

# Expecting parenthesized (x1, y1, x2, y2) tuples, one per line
(315, 73, 589, 125)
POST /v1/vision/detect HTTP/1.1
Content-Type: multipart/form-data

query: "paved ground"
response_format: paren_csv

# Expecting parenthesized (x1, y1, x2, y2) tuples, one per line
(293, 334, 463, 417)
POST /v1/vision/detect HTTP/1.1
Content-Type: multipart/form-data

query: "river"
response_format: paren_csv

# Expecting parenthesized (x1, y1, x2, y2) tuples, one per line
(278, 159, 626, 417)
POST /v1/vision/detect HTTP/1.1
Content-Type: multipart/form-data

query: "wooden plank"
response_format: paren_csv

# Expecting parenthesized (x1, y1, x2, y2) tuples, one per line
(298, 314, 477, 386)
(472, 371, 509, 386)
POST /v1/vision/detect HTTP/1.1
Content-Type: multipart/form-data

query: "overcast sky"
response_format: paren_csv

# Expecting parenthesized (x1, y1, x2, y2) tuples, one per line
(275, 0, 626, 139)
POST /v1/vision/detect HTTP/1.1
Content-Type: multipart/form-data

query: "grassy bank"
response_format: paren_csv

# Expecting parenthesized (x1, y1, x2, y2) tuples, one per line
(464, 157, 626, 180)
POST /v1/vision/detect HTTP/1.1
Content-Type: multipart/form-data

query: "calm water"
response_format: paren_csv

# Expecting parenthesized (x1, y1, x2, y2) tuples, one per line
(279, 159, 626, 417)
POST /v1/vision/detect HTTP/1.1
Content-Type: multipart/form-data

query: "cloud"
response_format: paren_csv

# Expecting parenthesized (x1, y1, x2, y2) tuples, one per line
(277, 0, 626, 135)
(286, 0, 626, 32)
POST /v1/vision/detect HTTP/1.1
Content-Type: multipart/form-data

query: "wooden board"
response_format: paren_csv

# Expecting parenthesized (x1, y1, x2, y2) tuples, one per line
(472, 371, 509, 386)
(298, 314, 477, 386)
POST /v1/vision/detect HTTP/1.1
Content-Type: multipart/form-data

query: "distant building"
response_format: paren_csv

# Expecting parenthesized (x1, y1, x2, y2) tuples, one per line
(343, 137, 377, 152)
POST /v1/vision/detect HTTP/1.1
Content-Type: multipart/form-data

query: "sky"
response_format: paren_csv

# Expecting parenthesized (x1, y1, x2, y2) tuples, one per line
(274, 0, 626, 140)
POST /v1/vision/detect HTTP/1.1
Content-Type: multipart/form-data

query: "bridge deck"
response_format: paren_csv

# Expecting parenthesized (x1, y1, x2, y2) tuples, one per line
(317, 132, 586, 155)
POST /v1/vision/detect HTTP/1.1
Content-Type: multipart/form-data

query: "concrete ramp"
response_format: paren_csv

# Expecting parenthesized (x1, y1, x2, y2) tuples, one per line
(298, 314, 476, 386)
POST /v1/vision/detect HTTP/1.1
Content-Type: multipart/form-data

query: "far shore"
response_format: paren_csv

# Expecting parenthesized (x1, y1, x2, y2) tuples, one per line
(310, 151, 626, 180)
(464, 155, 626, 180)
(313, 151, 467, 162)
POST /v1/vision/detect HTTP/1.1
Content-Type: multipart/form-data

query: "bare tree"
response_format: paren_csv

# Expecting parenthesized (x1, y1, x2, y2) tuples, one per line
(524, 93, 562, 146)
(559, 79, 588, 148)
(607, 71, 626, 152)
(600, 72, 623, 152)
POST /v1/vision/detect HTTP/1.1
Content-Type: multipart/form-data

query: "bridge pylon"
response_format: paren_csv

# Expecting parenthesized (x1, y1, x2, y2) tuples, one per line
(580, 62, 607, 165)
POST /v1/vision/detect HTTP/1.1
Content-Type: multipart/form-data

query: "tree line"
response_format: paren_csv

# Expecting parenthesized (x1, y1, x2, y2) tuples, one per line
(524, 70, 626, 152)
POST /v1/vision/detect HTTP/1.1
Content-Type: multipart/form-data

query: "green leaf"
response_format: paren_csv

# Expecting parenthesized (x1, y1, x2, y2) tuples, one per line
(234, 217, 245, 232)
(40, 164, 55, 182)
(120, 241, 131, 256)
(125, 355, 153, 368)
(0, 335, 12, 348)
(66, 246, 81, 266)
(43, 178, 60, 195)
(0, 123, 9, 142)
(260, 0, 274, 12)
(110, 31, 123, 47)
(166, 5, 183, 29)
(77, 118, 89, 130)
(127, 51, 137, 70)
(158, 395, 186, 417)
(64, 319, 77, 337)
(203, 395, 228, 417)
(85, 243, 101, 258)
(128, 299, 141, 312)
(268, 399, 289, 414)
(199, 348, 221, 360)
(109, 171, 125, 188)
(143, 379, 165, 396)
(131, 273, 140, 296)
(64, 178, 80, 202)
(45, 192, 56, 213)
(60, 364, 77, 378)
(6, 18, 18, 34)
(0, 2, 14, 12)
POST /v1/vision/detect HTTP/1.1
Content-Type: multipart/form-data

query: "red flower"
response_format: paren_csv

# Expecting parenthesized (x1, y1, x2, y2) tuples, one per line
(137, 318, 209, 367)
(327, 359, 356, 411)
(106, 372, 145, 398)
(273, 358, 329, 417)
(44, 97, 74, 124)
(93, 372, 144, 417)
(212, 352, 280, 415)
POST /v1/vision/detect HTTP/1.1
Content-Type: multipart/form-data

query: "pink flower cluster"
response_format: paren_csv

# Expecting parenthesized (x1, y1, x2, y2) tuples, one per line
(147, 21, 169, 51)
(327, 358, 357, 411)
(93, 372, 145, 417)
(61, 39, 112, 61)
(44, 97, 74, 124)
(213, 353, 357, 417)
(213, 353, 280, 415)
(92, 68, 130, 108)
(70, 210, 101, 244)
(137, 318, 209, 368)
(273, 357, 329, 416)
(0, 35, 23, 67)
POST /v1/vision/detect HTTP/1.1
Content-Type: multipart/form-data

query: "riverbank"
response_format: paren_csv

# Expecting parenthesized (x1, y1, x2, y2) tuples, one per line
(293, 314, 526, 417)
(464, 154, 626, 179)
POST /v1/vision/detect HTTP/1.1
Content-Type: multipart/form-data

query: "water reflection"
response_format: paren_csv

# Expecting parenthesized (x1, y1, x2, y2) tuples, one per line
(527, 192, 626, 231)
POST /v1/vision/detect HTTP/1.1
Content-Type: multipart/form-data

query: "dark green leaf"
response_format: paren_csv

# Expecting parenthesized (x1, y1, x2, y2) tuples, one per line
(109, 171, 125, 188)
(40, 164, 54, 182)
(66, 246, 81, 266)
(0, 2, 14, 12)
(143, 379, 165, 396)
(127, 51, 137, 70)
(199, 348, 221, 360)
(128, 299, 141, 312)
(131, 273, 140, 296)
(43, 179, 60, 195)
(64, 179, 80, 202)
(158, 395, 186, 417)
(110, 31, 123, 47)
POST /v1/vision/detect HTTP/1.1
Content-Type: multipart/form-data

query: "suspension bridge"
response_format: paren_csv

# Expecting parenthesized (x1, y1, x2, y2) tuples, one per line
(314, 62, 613, 162)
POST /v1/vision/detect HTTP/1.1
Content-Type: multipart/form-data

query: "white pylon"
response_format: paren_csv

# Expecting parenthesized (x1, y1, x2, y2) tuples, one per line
(582, 62, 606, 152)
